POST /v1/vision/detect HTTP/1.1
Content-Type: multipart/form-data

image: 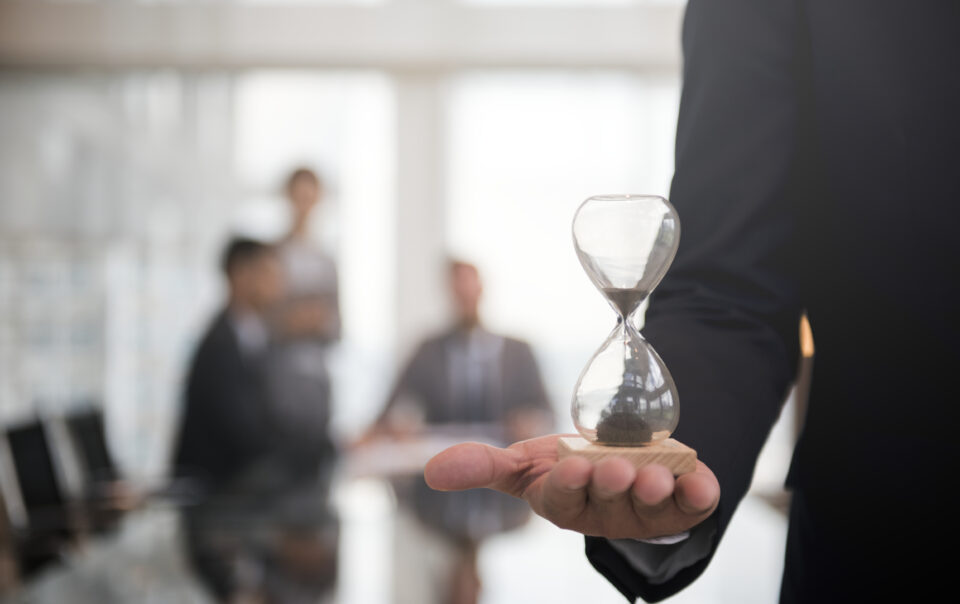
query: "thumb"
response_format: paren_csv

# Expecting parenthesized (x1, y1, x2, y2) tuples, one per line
(424, 442, 518, 491)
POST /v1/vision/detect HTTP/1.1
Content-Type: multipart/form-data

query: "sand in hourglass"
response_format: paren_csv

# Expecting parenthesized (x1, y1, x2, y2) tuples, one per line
(602, 287, 649, 318)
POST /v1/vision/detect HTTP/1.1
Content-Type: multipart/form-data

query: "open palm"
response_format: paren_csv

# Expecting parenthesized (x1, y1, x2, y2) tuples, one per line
(424, 434, 719, 540)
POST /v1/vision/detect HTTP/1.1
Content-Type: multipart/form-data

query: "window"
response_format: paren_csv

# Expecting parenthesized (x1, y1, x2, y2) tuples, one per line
(446, 70, 679, 410)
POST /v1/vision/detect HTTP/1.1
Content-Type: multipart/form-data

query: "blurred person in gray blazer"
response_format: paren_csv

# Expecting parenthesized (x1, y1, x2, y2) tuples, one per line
(369, 260, 553, 604)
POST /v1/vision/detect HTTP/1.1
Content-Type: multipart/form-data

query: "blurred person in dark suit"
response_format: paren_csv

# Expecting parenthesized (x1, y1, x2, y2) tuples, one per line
(173, 238, 338, 604)
(425, 1, 960, 602)
(367, 261, 553, 604)
(172, 238, 281, 603)
(173, 238, 282, 496)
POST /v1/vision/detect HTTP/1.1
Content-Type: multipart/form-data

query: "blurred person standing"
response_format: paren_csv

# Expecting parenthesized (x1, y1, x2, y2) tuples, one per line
(268, 167, 340, 491)
(369, 261, 553, 604)
(254, 166, 343, 603)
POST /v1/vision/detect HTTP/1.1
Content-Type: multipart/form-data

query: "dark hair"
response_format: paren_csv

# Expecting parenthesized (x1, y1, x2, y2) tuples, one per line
(221, 237, 274, 277)
(285, 167, 322, 193)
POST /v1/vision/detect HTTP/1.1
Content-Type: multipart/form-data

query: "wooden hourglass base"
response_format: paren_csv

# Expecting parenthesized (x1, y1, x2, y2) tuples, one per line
(557, 436, 697, 475)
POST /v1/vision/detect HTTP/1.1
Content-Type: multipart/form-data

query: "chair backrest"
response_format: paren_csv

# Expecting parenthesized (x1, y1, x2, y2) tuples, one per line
(64, 408, 117, 485)
(4, 421, 67, 532)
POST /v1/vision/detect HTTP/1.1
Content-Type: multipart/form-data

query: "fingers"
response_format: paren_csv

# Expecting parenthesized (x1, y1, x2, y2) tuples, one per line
(631, 464, 675, 510)
(590, 457, 636, 500)
(583, 458, 638, 531)
(539, 456, 592, 521)
(673, 461, 720, 517)
(424, 439, 721, 543)
(424, 442, 518, 492)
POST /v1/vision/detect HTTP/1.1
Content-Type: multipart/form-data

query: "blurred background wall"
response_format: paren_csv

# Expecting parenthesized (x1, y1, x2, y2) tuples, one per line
(0, 1, 796, 603)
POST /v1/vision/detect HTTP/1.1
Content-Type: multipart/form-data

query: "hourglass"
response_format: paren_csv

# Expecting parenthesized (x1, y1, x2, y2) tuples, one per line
(557, 194, 696, 474)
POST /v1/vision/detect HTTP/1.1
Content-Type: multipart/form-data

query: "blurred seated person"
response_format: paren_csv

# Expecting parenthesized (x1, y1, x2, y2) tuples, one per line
(172, 238, 338, 604)
(172, 238, 280, 501)
(367, 260, 553, 604)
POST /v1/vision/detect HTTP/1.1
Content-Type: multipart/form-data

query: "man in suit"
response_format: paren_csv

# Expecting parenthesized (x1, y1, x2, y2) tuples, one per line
(173, 238, 282, 492)
(172, 238, 284, 601)
(424, 1, 959, 602)
(174, 237, 340, 603)
(370, 260, 553, 604)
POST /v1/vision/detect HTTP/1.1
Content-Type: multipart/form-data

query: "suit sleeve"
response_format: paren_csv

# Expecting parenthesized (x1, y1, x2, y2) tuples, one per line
(584, 0, 806, 600)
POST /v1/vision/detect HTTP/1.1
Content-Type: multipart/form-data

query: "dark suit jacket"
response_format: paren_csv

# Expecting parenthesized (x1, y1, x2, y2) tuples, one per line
(172, 310, 269, 490)
(586, 1, 960, 602)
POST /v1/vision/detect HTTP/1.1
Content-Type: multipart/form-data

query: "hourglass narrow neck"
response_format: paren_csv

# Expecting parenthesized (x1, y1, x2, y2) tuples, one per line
(612, 316, 644, 348)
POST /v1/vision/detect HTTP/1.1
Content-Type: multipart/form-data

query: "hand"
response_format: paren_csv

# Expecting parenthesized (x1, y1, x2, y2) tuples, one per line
(424, 434, 719, 541)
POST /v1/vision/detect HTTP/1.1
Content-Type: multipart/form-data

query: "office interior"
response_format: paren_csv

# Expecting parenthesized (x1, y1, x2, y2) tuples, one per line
(0, 1, 803, 603)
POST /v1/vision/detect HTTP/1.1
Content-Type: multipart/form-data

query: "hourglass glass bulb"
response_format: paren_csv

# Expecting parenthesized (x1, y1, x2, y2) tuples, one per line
(571, 195, 681, 445)
(572, 194, 680, 312)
